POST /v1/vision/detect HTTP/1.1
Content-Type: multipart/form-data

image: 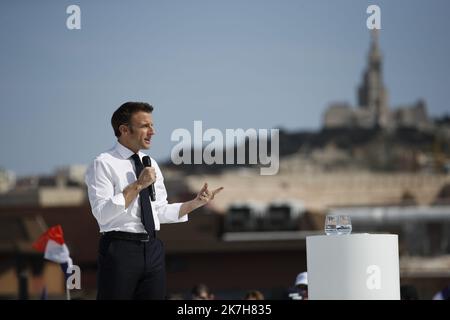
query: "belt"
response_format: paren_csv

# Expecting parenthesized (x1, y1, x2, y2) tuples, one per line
(101, 231, 154, 242)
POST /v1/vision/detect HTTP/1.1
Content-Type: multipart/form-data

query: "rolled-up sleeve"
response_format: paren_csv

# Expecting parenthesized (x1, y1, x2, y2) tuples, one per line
(85, 159, 125, 225)
(153, 160, 188, 224)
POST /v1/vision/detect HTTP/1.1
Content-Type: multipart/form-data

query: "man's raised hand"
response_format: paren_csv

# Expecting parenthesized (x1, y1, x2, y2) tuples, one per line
(196, 182, 224, 205)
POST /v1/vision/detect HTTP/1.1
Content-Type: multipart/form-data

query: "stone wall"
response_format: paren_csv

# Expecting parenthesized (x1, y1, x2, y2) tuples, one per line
(186, 170, 450, 211)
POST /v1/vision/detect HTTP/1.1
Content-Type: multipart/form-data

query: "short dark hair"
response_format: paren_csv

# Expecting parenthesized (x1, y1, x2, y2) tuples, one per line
(111, 102, 153, 137)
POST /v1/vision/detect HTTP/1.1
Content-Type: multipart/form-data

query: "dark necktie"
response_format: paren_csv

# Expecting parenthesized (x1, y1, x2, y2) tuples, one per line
(130, 154, 155, 236)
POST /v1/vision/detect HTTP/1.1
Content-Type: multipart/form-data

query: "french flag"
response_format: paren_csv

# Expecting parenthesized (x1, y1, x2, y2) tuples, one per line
(33, 225, 73, 276)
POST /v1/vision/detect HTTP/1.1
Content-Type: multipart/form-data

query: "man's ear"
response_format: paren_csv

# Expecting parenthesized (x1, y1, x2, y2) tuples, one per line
(119, 124, 129, 136)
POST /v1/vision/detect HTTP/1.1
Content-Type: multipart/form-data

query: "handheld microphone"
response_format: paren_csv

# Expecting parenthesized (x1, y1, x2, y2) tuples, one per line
(142, 156, 156, 201)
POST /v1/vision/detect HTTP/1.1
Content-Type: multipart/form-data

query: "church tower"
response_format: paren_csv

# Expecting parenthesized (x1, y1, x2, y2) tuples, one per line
(358, 30, 390, 128)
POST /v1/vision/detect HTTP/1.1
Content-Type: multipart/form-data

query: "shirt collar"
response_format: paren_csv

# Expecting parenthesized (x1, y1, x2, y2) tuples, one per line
(114, 142, 148, 160)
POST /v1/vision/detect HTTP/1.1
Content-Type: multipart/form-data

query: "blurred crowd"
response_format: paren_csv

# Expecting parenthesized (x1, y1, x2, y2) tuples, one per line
(167, 271, 450, 300)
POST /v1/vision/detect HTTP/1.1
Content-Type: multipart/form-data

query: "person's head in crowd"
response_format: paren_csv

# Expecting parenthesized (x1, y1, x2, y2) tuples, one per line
(294, 272, 308, 300)
(432, 284, 450, 300)
(191, 283, 214, 300)
(244, 290, 264, 300)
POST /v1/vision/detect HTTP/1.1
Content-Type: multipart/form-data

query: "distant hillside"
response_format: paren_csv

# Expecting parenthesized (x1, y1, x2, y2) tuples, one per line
(163, 125, 450, 174)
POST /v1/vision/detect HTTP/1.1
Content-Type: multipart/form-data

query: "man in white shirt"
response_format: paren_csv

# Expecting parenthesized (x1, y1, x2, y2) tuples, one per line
(85, 102, 223, 299)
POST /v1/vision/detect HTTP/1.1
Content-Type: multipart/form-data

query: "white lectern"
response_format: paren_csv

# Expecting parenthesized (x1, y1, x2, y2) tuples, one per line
(306, 234, 400, 300)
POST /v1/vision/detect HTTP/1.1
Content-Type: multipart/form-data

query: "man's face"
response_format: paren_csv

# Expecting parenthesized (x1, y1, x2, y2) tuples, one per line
(121, 111, 155, 152)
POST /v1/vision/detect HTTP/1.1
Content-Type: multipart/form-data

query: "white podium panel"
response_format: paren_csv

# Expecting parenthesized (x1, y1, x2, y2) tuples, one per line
(306, 234, 400, 300)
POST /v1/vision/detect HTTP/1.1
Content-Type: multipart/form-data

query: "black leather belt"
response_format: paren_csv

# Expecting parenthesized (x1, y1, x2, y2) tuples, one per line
(101, 231, 153, 242)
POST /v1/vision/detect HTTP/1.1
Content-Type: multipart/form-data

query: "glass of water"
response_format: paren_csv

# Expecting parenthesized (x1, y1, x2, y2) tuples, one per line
(324, 215, 338, 235)
(336, 215, 352, 235)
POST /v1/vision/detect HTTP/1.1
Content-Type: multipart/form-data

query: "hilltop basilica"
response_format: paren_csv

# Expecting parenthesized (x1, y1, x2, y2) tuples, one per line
(323, 31, 432, 131)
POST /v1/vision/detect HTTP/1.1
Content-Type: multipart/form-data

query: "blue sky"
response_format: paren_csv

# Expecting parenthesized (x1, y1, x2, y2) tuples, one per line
(0, 0, 449, 176)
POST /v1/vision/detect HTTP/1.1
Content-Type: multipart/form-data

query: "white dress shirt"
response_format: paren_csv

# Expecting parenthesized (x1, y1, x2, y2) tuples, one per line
(85, 142, 188, 233)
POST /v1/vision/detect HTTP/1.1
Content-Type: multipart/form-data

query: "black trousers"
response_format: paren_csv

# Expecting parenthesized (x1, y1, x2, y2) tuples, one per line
(96, 234, 166, 300)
